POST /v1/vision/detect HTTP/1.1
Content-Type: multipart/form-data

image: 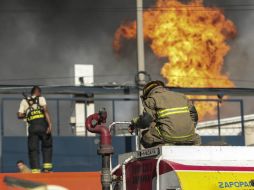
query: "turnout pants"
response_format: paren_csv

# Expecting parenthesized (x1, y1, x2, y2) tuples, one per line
(140, 124, 201, 148)
(28, 124, 53, 172)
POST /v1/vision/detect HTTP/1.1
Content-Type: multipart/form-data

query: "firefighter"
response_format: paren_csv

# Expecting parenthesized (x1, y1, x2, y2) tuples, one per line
(129, 80, 201, 148)
(17, 86, 53, 173)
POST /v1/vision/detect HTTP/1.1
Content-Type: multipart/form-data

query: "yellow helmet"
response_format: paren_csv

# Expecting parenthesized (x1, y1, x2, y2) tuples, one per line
(142, 80, 165, 98)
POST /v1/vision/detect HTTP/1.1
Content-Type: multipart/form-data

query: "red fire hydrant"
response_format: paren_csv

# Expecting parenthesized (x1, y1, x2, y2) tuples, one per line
(85, 108, 114, 190)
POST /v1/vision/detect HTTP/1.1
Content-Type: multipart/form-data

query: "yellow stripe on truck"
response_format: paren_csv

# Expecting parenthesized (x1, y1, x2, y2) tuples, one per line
(176, 171, 254, 190)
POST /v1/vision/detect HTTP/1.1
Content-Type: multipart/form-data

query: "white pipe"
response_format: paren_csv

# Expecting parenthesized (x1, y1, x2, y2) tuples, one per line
(156, 155, 163, 190)
(108, 121, 132, 133)
(111, 164, 121, 175)
(108, 121, 141, 151)
(110, 155, 112, 171)
(122, 156, 134, 190)
(122, 163, 127, 190)
(110, 158, 119, 190)
(110, 158, 132, 190)
(110, 157, 113, 190)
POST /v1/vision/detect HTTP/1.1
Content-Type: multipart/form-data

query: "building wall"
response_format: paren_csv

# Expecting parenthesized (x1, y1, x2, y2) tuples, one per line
(1, 136, 135, 172)
(0, 136, 245, 172)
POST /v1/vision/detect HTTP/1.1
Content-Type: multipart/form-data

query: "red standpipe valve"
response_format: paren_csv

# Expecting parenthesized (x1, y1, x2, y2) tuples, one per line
(85, 112, 109, 143)
(85, 110, 113, 154)
(85, 110, 113, 190)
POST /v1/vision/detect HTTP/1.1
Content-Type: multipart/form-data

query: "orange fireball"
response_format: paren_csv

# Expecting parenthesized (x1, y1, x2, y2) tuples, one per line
(113, 0, 237, 119)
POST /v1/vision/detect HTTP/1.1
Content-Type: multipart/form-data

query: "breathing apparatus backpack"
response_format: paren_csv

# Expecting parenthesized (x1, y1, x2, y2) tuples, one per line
(24, 95, 46, 125)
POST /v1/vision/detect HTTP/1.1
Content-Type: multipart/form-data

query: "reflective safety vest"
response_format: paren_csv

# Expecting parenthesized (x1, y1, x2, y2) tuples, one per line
(25, 97, 46, 124)
(27, 109, 45, 122)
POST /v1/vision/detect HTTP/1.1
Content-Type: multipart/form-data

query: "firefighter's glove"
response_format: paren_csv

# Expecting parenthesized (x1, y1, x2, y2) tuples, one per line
(131, 117, 139, 125)
(128, 117, 139, 134)
(189, 105, 199, 124)
(128, 124, 135, 134)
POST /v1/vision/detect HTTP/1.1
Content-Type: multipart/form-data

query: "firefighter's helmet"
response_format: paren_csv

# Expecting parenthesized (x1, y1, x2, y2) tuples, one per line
(142, 80, 165, 98)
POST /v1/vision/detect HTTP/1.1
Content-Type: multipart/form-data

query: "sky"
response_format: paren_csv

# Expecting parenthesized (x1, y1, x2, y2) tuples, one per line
(0, 0, 253, 87)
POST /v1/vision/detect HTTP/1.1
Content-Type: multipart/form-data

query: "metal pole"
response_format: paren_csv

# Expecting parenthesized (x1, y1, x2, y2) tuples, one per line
(137, 0, 145, 113)
(112, 100, 116, 136)
(136, 0, 145, 151)
(84, 99, 88, 136)
(102, 155, 111, 190)
(1, 99, 4, 137)
(217, 101, 221, 137)
(240, 100, 245, 144)
(122, 162, 127, 190)
(0, 99, 3, 172)
(56, 100, 60, 136)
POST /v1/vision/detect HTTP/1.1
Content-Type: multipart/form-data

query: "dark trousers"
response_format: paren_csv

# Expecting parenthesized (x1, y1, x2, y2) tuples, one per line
(140, 123, 201, 148)
(28, 124, 53, 169)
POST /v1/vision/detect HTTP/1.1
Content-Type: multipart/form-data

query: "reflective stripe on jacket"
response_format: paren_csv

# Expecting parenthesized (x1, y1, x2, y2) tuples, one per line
(157, 106, 189, 118)
(143, 86, 196, 142)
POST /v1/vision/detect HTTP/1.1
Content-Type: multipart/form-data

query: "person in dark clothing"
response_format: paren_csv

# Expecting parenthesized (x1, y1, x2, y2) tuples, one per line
(17, 86, 53, 173)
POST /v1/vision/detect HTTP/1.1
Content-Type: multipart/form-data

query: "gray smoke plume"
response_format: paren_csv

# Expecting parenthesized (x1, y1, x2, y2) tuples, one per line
(226, 11, 254, 88)
(0, 0, 143, 86)
(0, 0, 254, 118)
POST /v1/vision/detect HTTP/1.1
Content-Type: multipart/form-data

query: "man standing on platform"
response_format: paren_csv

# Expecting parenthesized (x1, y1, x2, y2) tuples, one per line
(17, 86, 53, 173)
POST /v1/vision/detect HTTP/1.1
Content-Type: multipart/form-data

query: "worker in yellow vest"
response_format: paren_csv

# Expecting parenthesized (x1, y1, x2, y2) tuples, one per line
(18, 86, 53, 173)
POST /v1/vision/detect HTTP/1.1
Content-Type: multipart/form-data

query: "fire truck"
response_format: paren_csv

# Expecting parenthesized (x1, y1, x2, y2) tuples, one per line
(85, 112, 254, 190)
(112, 146, 254, 190)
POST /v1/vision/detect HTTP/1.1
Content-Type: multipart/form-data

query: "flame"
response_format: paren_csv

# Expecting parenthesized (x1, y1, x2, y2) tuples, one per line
(113, 0, 237, 119)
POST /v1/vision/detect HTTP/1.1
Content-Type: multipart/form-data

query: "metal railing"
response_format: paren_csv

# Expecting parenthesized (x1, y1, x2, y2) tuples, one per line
(191, 99, 245, 138)
(0, 96, 247, 174)
(0, 97, 245, 138)
(0, 97, 139, 136)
